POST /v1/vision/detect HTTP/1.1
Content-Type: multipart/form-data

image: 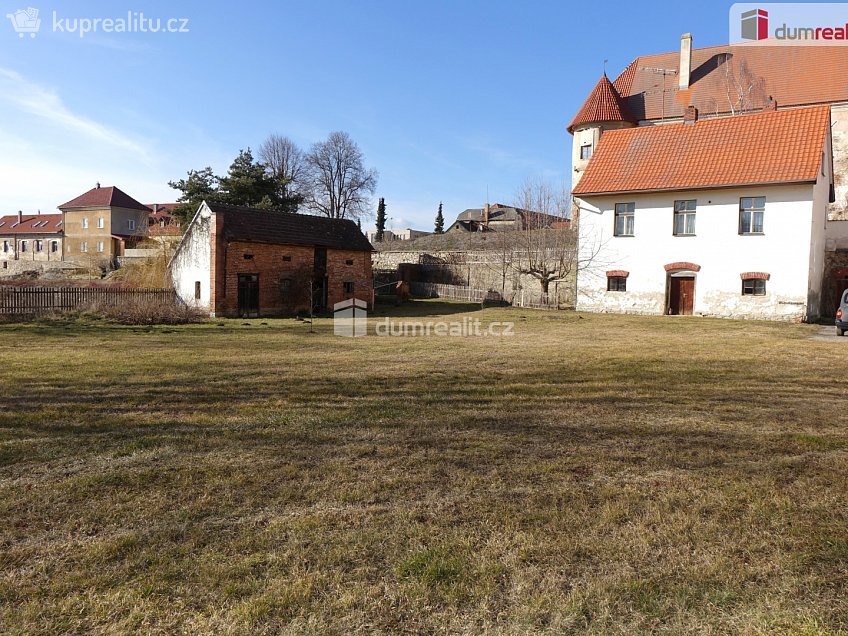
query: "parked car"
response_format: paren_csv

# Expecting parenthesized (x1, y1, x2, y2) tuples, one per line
(838, 289, 848, 336)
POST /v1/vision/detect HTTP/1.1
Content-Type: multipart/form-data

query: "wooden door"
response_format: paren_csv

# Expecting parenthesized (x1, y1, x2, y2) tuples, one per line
(238, 273, 259, 318)
(669, 276, 695, 316)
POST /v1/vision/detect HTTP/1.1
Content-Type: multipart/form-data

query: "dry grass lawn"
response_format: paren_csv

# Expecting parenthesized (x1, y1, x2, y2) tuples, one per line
(1, 301, 847, 634)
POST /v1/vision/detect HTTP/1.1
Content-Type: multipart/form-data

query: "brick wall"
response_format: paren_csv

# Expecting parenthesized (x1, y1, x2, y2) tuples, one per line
(215, 238, 372, 317)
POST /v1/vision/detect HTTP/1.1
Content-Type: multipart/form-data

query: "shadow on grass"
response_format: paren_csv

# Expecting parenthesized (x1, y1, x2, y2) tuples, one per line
(371, 299, 483, 318)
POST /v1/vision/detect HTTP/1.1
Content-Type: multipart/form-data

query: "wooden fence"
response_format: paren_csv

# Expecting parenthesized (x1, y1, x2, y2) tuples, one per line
(0, 286, 177, 315)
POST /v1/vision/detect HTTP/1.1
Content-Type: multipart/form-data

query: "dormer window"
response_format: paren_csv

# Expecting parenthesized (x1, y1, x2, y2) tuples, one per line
(580, 144, 593, 160)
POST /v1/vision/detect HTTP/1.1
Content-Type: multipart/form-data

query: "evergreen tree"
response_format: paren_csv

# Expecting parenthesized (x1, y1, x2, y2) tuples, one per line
(217, 148, 280, 209)
(168, 167, 219, 225)
(375, 197, 387, 241)
(434, 202, 445, 234)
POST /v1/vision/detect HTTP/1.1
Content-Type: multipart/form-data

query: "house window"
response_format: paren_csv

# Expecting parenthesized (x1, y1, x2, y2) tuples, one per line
(97, 217, 104, 229)
(280, 278, 292, 295)
(51, 240, 58, 253)
(194, 281, 201, 300)
(80, 240, 88, 253)
(739, 197, 765, 234)
(20, 240, 27, 252)
(282, 255, 292, 262)
(580, 144, 593, 160)
(607, 276, 627, 292)
(81, 218, 89, 229)
(35, 240, 43, 252)
(742, 278, 766, 296)
(127, 219, 136, 231)
(2, 240, 8, 253)
(243, 254, 254, 260)
(96, 241, 104, 252)
(345, 259, 354, 266)
(614, 203, 635, 236)
(343, 281, 355, 294)
(673, 200, 696, 236)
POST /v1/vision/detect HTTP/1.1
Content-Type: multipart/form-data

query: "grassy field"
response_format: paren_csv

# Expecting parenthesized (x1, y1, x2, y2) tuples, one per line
(1, 302, 847, 634)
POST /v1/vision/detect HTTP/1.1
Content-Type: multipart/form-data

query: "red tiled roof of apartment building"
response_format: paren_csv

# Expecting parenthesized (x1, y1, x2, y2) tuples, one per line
(611, 42, 848, 122)
(0, 214, 63, 234)
(572, 105, 831, 196)
(59, 185, 151, 212)
(568, 74, 635, 133)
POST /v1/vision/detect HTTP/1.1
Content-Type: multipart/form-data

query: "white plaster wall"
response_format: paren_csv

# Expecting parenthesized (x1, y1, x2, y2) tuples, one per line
(576, 184, 820, 320)
(169, 203, 212, 310)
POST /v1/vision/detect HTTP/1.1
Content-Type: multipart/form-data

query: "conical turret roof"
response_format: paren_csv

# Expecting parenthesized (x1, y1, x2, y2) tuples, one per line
(568, 74, 634, 134)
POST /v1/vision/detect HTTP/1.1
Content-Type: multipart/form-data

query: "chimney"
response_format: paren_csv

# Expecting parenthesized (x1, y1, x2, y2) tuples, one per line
(484, 202, 490, 226)
(679, 33, 692, 90)
(684, 106, 699, 124)
(17, 210, 22, 224)
(764, 96, 777, 111)
(95, 181, 101, 189)
(153, 203, 159, 214)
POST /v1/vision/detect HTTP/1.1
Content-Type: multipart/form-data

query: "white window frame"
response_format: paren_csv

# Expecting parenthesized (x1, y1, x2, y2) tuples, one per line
(580, 144, 593, 160)
(80, 240, 88, 253)
(673, 200, 697, 236)
(96, 241, 104, 253)
(739, 197, 765, 234)
(20, 240, 28, 252)
(614, 203, 635, 237)
(97, 217, 104, 229)
(81, 218, 89, 229)
(127, 219, 136, 231)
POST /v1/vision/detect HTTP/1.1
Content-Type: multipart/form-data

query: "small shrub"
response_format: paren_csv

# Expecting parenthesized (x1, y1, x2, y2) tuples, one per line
(89, 297, 204, 325)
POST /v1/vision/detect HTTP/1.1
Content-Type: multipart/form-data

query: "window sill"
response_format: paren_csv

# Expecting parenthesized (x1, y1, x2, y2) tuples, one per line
(673, 234, 696, 237)
(739, 232, 765, 236)
(613, 234, 635, 238)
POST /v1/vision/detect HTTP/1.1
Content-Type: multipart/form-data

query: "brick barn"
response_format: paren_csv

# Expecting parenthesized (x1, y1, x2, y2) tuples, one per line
(170, 201, 373, 317)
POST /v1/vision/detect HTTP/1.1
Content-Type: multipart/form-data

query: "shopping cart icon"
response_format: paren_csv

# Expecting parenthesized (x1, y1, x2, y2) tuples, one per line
(6, 7, 41, 38)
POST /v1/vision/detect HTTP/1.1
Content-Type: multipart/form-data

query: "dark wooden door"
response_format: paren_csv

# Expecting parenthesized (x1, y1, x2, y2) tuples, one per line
(238, 273, 259, 318)
(669, 276, 695, 316)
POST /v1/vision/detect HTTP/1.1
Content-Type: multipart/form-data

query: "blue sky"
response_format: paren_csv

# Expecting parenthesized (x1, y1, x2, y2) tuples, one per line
(1, 0, 734, 230)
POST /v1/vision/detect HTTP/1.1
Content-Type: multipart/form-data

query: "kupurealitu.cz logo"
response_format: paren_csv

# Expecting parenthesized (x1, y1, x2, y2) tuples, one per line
(6, 7, 190, 39)
(732, 4, 848, 44)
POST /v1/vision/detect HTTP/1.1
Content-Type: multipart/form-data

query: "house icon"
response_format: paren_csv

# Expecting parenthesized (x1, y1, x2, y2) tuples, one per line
(333, 298, 368, 337)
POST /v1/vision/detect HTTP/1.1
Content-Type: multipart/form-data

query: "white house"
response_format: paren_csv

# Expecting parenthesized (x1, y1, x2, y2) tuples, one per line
(568, 34, 848, 320)
(572, 104, 834, 321)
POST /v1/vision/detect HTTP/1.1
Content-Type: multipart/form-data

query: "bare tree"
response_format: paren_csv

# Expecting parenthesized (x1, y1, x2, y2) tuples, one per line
(304, 131, 378, 220)
(259, 134, 305, 203)
(721, 54, 767, 115)
(512, 179, 604, 303)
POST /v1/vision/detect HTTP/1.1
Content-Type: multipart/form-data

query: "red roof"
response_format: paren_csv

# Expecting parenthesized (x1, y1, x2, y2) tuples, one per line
(612, 42, 848, 122)
(146, 203, 180, 219)
(59, 185, 151, 212)
(0, 214, 63, 235)
(568, 74, 634, 133)
(572, 105, 831, 196)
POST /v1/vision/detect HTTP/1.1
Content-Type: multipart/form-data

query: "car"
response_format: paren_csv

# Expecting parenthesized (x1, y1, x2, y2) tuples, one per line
(837, 289, 848, 336)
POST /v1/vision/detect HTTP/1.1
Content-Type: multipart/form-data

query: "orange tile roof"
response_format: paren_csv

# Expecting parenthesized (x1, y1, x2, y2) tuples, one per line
(568, 74, 635, 133)
(572, 105, 830, 196)
(612, 42, 848, 122)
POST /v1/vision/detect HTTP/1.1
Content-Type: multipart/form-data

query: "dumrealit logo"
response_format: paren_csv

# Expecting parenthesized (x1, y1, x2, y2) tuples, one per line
(333, 298, 368, 338)
(741, 8, 768, 40)
(731, 3, 848, 44)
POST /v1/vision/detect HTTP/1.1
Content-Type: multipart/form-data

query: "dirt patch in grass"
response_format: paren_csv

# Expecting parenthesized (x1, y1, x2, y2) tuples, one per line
(0, 303, 846, 634)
